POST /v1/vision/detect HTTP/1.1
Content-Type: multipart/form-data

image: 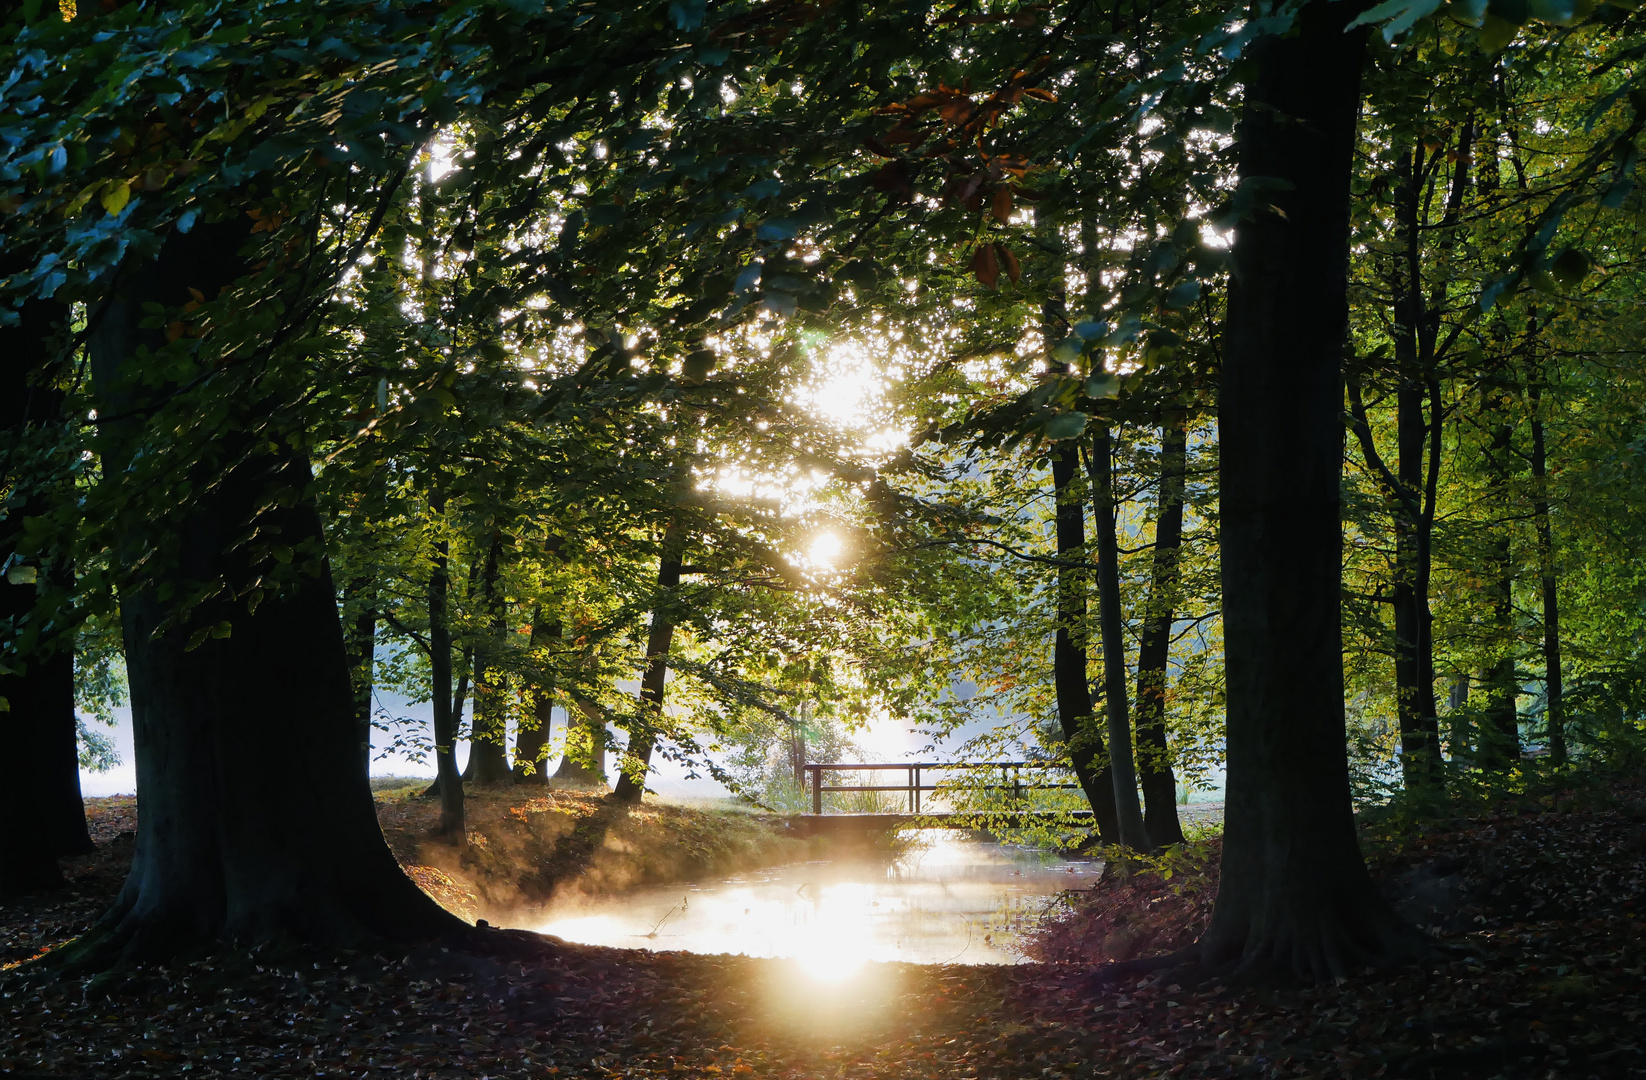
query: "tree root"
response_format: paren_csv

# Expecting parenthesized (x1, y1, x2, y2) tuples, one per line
(1085, 914, 1444, 990)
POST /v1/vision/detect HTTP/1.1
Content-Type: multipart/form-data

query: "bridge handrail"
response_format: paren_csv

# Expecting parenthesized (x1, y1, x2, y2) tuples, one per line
(801, 760, 1080, 815)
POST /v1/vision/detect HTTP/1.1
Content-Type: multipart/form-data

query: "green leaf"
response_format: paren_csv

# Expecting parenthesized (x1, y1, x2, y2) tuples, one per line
(1050, 337, 1084, 365)
(1165, 280, 1201, 309)
(1085, 374, 1120, 399)
(1347, 0, 1443, 38)
(1073, 321, 1107, 341)
(100, 182, 131, 217)
(6, 565, 38, 585)
(1043, 411, 1089, 440)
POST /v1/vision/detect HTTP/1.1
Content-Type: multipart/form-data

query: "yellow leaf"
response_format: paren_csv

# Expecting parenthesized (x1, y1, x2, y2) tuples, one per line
(100, 181, 131, 216)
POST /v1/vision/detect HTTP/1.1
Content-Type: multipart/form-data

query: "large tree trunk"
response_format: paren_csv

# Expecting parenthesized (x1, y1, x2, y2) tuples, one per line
(1049, 446, 1120, 844)
(1134, 414, 1187, 847)
(613, 540, 683, 803)
(1089, 424, 1150, 851)
(465, 533, 513, 785)
(80, 222, 459, 961)
(0, 291, 93, 894)
(1529, 383, 1564, 764)
(1197, 0, 1422, 979)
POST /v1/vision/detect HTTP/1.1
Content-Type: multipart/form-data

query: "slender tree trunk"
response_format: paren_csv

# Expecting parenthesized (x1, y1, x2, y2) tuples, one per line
(613, 536, 683, 803)
(513, 608, 557, 783)
(0, 290, 93, 894)
(1088, 425, 1151, 851)
(554, 694, 609, 787)
(1134, 414, 1187, 846)
(465, 532, 513, 785)
(1529, 383, 1564, 764)
(343, 577, 378, 778)
(1198, 0, 1422, 979)
(1049, 446, 1120, 844)
(81, 221, 457, 961)
(1479, 394, 1520, 769)
(1391, 146, 1443, 789)
(427, 495, 465, 837)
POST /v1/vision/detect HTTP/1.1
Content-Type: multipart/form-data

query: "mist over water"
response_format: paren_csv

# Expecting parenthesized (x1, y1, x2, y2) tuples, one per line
(521, 831, 1102, 972)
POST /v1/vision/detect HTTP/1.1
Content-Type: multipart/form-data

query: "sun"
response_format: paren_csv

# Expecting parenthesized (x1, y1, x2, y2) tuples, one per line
(808, 531, 844, 568)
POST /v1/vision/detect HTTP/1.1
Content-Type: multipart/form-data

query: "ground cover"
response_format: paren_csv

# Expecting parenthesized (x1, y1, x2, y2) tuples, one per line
(2, 778, 1642, 1078)
(370, 782, 813, 923)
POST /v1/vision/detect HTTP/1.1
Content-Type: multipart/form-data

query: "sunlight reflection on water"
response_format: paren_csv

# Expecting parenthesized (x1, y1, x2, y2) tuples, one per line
(522, 831, 1101, 973)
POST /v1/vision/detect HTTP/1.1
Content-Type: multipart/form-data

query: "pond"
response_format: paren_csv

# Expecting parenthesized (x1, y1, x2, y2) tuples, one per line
(524, 830, 1101, 977)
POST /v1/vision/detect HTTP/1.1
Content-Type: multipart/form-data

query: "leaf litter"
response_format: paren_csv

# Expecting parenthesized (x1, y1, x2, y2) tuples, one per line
(2, 780, 1643, 1079)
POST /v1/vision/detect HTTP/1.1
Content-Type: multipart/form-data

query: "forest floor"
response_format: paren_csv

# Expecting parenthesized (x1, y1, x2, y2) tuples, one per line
(369, 781, 817, 923)
(2, 775, 1644, 1079)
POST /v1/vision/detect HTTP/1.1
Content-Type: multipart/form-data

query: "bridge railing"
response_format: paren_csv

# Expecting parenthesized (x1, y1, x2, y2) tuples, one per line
(801, 761, 1080, 816)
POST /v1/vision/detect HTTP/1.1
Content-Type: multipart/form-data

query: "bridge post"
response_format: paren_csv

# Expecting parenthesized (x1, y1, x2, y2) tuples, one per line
(809, 764, 821, 815)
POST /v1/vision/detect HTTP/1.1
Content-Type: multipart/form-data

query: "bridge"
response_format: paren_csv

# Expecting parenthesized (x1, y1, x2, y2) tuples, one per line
(786, 760, 1094, 836)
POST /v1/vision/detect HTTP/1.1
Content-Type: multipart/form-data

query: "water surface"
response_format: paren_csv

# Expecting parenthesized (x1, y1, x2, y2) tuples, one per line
(525, 831, 1100, 974)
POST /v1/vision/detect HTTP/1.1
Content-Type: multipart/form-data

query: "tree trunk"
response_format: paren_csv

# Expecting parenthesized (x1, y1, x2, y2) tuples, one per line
(513, 608, 557, 783)
(613, 536, 684, 803)
(81, 222, 459, 960)
(0, 291, 93, 894)
(1088, 424, 1151, 851)
(427, 495, 465, 836)
(1134, 414, 1187, 847)
(1530, 384, 1564, 764)
(1049, 446, 1120, 844)
(1390, 144, 1443, 789)
(554, 694, 609, 787)
(1479, 395, 1521, 770)
(1198, 0, 1423, 979)
(465, 533, 513, 785)
(343, 577, 377, 778)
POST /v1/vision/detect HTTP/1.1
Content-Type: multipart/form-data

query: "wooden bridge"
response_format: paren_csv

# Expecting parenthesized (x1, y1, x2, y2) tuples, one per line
(786, 761, 1093, 836)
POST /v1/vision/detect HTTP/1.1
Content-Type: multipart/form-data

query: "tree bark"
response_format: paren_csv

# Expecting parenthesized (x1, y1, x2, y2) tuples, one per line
(427, 494, 465, 836)
(1198, 0, 1423, 979)
(613, 536, 683, 803)
(1134, 414, 1187, 847)
(0, 291, 93, 895)
(513, 608, 557, 783)
(343, 576, 377, 778)
(554, 694, 609, 787)
(1049, 446, 1120, 844)
(1088, 424, 1150, 851)
(465, 532, 513, 785)
(1479, 393, 1520, 770)
(1529, 383, 1564, 764)
(81, 221, 459, 960)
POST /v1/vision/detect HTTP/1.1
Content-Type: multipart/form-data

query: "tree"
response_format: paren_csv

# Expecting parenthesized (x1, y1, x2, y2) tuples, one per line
(0, 290, 93, 894)
(1195, 0, 1423, 977)
(1088, 424, 1151, 851)
(77, 221, 459, 960)
(1134, 413, 1189, 846)
(1049, 444, 1121, 843)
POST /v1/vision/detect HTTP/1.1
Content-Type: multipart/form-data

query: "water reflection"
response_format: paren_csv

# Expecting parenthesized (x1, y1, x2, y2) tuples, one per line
(525, 831, 1100, 970)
